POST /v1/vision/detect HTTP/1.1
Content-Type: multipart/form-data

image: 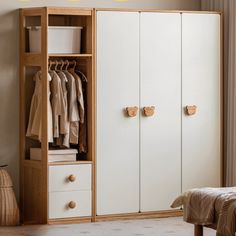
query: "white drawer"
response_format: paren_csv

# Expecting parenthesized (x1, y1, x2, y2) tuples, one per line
(49, 190, 91, 219)
(49, 164, 91, 192)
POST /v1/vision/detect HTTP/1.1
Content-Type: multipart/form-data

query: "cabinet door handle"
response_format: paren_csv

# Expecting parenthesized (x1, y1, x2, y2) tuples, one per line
(125, 106, 138, 117)
(185, 105, 197, 115)
(68, 201, 76, 209)
(143, 106, 155, 117)
(68, 174, 76, 182)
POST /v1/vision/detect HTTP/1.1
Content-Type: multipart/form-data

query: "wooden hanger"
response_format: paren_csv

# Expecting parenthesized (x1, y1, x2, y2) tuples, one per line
(59, 60, 64, 71)
(65, 60, 70, 71)
(54, 60, 59, 71)
(73, 60, 88, 83)
(48, 60, 53, 71)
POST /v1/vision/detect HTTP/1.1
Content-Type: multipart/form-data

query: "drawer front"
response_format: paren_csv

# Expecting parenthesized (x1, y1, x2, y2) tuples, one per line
(49, 191, 91, 219)
(49, 164, 91, 192)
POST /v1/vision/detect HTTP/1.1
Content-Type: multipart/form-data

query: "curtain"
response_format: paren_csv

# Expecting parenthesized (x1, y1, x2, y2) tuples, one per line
(202, 0, 236, 186)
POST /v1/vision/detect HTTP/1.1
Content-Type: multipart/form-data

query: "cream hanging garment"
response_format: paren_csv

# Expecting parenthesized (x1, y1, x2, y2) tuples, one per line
(64, 71, 80, 145)
(69, 70, 87, 153)
(49, 70, 65, 139)
(69, 71, 85, 123)
(55, 71, 70, 148)
(26, 71, 53, 142)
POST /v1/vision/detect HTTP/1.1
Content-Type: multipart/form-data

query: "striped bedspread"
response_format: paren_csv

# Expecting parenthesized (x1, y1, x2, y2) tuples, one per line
(171, 187, 236, 236)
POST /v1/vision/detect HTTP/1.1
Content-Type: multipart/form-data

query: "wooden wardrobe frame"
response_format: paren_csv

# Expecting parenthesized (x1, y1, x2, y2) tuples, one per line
(19, 7, 96, 224)
(19, 7, 223, 225)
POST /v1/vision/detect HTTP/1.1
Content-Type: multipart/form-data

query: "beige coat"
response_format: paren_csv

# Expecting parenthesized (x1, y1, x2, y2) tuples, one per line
(69, 71, 85, 123)
(50, 71, 65, 138)
(26, 71, 53, 142)
(68, 70, 87, 152)
(64, 71, 80, 144)
(56, 71, 70, 148)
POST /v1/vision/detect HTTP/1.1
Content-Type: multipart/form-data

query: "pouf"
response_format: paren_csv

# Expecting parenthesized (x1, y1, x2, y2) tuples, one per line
(0, 166, 19, 226)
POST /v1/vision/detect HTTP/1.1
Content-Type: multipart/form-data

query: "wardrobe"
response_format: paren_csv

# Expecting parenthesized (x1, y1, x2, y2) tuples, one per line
(19, 7, 222, 224)
(96, 11, 222, 215)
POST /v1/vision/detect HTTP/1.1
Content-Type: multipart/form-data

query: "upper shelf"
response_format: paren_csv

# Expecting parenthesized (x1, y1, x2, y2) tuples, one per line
(23, 53, 93, 66)
(47, 7, 92, 16)
(21, 7, 93, 17)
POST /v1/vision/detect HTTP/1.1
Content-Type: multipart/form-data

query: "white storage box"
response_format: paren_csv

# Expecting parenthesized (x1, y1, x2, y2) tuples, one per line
(27, 26, 83, 53)
(30, 148, 78, 162)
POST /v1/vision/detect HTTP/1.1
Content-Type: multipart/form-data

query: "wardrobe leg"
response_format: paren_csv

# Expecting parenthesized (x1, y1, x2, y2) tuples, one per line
(194, 225, 203, 236)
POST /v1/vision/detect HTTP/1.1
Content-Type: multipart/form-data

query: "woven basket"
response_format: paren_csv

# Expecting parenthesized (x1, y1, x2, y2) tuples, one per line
(0, 168, 19, 226)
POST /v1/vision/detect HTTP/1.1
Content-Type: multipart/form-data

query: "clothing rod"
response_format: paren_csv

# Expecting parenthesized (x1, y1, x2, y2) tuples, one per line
(48, 61, 77, 65)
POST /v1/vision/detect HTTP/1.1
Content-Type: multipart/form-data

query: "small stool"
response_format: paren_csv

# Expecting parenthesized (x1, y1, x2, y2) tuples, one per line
(0, 165, 19, 226)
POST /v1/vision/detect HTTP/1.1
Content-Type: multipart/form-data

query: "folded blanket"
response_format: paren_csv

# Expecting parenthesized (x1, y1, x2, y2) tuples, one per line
(171, 187, 236, 236)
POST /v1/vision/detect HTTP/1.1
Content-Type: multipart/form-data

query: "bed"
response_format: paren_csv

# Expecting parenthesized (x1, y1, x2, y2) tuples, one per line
(171, 187, 236, 236)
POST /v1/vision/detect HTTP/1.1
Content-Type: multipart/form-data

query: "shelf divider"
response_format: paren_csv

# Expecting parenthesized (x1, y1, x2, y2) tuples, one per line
(48, 53, 93, 58)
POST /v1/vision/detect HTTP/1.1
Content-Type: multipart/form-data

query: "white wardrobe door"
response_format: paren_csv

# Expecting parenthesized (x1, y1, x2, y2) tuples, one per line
(96, 11, 140, 215)
(140, 13, 181, 211)
(182, 14, 221, 192)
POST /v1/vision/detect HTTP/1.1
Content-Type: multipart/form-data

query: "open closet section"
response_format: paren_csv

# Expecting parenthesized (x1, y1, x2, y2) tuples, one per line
(19, 7, 95, 224)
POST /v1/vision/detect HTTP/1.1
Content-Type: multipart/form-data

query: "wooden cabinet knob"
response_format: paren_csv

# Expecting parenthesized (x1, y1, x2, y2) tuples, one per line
(68, 201, 76, 209)
(185, 105, 197, 115)
(143, 106, 155, 117)
(68, 175, 76, 182)
(125, 106, 138, 117)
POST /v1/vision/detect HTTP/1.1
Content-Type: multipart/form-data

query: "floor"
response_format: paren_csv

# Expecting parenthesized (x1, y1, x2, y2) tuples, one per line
(0, 217, 215, 236)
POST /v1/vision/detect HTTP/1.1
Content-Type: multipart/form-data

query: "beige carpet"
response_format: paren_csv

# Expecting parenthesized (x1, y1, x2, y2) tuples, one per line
(0, 217, 215, 236)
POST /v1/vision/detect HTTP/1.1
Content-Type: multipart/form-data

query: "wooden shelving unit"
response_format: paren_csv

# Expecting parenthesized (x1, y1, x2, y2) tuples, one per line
(19, 7, 95, 224)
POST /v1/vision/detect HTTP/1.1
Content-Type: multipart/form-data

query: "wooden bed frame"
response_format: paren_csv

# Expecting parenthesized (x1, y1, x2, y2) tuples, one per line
(194, 224, 216, 236)
(195, 225, 204, 236)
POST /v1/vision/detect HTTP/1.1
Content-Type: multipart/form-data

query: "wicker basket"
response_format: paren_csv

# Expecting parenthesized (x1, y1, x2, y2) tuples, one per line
(0, 167, 19, 226)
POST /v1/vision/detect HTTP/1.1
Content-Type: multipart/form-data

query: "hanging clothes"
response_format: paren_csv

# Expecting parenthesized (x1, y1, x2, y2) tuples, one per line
(26, 71, 53, 143)
(56, 71, 70, 148)
(69, 70, 87, 153)
(69, 70, 85, 123)
(79, 78, 87, 153)
(49, 70, 65, 139)
(63, 71, 80, 145)
(26, 61, 88, 154)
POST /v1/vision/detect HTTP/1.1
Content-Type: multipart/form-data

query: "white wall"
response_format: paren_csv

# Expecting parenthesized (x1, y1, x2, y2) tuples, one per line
(0, 0, 200, 200)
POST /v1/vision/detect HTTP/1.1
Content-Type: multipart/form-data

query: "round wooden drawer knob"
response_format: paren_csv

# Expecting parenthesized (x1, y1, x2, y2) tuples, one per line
(68, 175, 76, 182)
(68, 201, 76, 209)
